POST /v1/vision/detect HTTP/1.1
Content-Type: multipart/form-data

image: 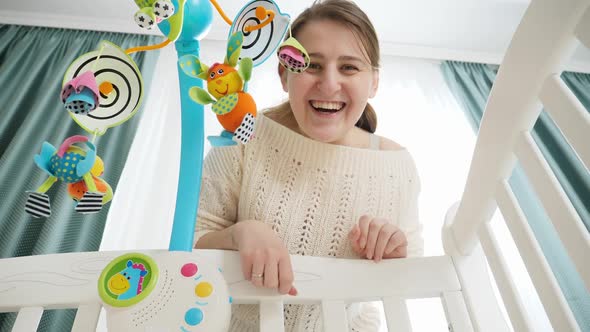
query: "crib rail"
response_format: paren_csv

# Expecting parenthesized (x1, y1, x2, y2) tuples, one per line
(0, 249, 464, 331)
(477, 221, 535, 331)
(515, 132, 590, 287)
(496, 182, 579, 330)
(444, 0, 590, 331)
(539, 75, 590, 170)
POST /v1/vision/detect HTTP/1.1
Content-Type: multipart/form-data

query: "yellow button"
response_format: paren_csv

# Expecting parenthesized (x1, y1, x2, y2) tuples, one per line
(195, 282, 213, 298)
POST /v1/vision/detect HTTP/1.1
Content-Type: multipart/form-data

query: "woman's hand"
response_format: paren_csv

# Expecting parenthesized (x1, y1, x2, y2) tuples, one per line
(232, 220, 297, 296)
(348, 215, 408, 262)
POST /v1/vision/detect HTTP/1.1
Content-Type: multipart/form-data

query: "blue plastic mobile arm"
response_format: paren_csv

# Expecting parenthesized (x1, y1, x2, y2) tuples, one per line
(167, 0, 214, 252)
(168, 40, 204, 252)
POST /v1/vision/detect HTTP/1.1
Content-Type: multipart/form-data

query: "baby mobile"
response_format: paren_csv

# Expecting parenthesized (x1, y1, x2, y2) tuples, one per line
(25, 0, 311, 329)
(24, 0, 308, 220)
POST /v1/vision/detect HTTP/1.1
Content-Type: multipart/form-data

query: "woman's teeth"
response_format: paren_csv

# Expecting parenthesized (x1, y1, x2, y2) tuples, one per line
(310, 101, 345, 113)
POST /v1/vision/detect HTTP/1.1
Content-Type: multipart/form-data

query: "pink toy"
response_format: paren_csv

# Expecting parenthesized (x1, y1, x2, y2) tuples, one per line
(61, 71, 100, 115)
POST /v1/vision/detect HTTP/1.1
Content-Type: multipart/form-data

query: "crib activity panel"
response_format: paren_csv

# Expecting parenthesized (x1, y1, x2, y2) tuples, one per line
(98, 252, 231, 331)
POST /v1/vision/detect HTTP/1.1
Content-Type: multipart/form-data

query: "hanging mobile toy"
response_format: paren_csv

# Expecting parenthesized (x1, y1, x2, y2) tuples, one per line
(66, 154, 113, 207)
(277, 28, 310, 73)
(229, 0, 290, 67)
(179, 31, 257, 146)
(24, 39, 143, 218)
(61, 71, 100, 116)
(133, 0, 176, 29)
(62, 41, 144, 136)
(24, 135, 112, 218)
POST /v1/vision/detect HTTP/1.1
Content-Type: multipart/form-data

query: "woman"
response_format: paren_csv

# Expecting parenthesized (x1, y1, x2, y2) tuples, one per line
(195, 0, 423, 330)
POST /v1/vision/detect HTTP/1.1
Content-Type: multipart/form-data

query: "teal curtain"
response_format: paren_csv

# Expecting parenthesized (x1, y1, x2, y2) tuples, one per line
(442, 61, 590, 330)
(0, 25, 162, 331)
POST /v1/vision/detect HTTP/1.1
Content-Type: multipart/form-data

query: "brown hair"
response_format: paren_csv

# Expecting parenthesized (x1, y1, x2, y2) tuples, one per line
(286, 0, 380, 133)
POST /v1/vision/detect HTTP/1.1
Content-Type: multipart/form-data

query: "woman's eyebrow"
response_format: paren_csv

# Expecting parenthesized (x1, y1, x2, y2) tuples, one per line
(308, 52, 325, 59)
(338, 55, 365, 63)
(308, 53, 365, 63)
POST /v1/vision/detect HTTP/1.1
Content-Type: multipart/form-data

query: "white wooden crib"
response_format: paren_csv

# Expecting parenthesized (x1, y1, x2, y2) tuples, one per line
(1, 0, 589, 330)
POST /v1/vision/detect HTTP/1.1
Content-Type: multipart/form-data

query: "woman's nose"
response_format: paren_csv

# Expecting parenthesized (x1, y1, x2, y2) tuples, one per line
(317, 67, 341, 94)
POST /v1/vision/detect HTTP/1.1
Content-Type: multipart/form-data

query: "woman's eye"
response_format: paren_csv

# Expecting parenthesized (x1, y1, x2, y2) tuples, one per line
(209, 72, 215, 79)
(342, 65, 359, 72)
(217, 68, 224, 75)
(308, 63, 321, 70)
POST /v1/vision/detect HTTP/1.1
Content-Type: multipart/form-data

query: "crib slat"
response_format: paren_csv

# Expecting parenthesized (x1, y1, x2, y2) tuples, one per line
(442, 208, 510, 332)
(321, 300, 348, 332)
(496, 181, 580, 331)
(382, 297, 412, 331)
(515, 132, 590, 291)
(539, 74, 590, 171)
(441, 291, 472, 332)
(259, 300, 285, 332)
(71, 303, 101, 332)
(575, 6, 590, 49)
(478, 222, 535, 331)
(12, 307, 43, 332)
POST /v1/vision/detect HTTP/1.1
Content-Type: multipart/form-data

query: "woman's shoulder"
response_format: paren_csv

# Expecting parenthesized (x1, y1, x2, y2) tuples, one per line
(375, 135, 405, 151)
(262, 107, 298, 130)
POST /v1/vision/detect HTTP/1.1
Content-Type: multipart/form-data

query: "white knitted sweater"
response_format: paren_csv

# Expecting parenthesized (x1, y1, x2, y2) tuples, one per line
(195, 114, 423, 331)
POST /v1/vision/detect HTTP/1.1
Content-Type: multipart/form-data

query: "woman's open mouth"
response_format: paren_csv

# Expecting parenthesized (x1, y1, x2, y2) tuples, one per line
(310, 100, 345, 113)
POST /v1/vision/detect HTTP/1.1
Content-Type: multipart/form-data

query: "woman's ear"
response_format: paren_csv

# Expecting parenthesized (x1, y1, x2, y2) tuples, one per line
(369, 69, 379, 98)
(278, 64, 288, 92)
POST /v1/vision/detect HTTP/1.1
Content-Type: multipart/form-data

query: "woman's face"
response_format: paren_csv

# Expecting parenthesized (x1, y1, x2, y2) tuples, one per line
(280, 19, 379, 145)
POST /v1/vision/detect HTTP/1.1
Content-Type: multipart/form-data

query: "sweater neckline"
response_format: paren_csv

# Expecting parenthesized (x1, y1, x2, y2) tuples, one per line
(257, 113, 408, 154)
(252, 113, 413, 174)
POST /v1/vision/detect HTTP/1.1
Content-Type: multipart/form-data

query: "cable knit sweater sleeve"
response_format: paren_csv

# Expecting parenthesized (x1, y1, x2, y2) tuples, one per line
(194, 144, 244, 245)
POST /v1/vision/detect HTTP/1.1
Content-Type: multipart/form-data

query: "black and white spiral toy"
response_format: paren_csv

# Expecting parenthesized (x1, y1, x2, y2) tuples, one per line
(230, 0, 290, 67)
(63, 41, 144, 135)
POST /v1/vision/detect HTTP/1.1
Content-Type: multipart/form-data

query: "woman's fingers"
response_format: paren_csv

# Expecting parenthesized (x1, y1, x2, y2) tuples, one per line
(373, 224, 396, 262)
(235, 220, 297, 295)
(243, 249, 297, 295)
(250, 250, 266, 287)
(241, 252, 253, 280)
(384, 229, 408, 258)
(264, 255, 279, 289)
(278, 256, 295, 295)
(364, 219, 384, 260)
(348, 224, 362, 253)
(358, 215, 372, 249)
(353, 216, 409, 261)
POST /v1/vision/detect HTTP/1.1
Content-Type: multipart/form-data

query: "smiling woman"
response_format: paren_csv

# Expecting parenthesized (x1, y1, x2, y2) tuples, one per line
(193, 1, 424, 331)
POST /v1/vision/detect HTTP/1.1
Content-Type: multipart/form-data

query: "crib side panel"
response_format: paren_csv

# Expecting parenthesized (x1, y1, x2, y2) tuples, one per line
(443, 0, 590, 331)
(1, 250, 462, 331)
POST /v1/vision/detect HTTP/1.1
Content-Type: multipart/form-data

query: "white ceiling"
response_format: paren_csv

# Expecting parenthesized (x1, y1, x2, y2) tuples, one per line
(1, 0, 589, 68)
